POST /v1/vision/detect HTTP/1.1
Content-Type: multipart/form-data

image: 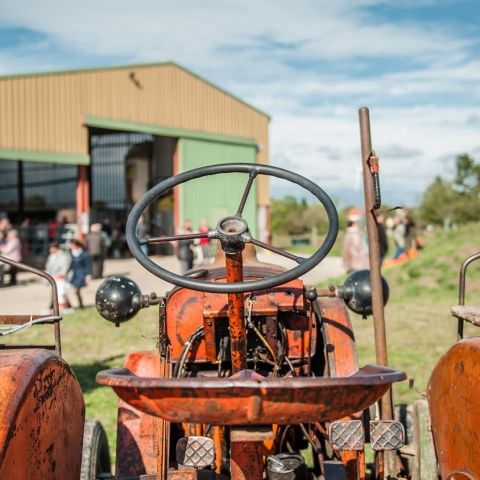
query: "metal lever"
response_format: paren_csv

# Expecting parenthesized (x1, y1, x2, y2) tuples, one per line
(368, 152, 381, 210)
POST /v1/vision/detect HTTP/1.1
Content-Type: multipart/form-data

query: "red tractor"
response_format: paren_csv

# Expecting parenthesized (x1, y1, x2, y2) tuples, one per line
(92, 109, 406, 479)
(3, 107, 480, 479)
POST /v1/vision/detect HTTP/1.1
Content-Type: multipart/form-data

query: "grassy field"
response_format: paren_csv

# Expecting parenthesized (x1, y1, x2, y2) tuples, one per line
(7, 222, 480, 458)
(322, 222, 480, 405)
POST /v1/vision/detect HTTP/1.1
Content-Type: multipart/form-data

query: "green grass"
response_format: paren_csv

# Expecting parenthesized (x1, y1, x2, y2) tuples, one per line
(7, 223, 480, 459)
(317, 223, 480, 405)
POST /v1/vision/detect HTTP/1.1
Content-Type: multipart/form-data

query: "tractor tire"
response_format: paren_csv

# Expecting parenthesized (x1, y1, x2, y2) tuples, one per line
(80, 419, 112, 480)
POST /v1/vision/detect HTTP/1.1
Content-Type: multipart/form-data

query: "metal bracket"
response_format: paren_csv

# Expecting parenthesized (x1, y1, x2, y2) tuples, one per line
(370, 420, 405, 451)
(176, 436, 215, 469)
(329, 420, 365, 451)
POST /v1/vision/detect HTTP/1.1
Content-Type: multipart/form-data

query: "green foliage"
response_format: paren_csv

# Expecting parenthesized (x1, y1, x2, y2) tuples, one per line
(419, 153, 480, 225)
(271, 196, 328, 235)
(419, 176, 455, 225)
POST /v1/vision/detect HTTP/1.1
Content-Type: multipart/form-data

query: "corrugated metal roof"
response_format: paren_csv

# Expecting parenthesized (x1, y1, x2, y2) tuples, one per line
(0, 61, 270, 120)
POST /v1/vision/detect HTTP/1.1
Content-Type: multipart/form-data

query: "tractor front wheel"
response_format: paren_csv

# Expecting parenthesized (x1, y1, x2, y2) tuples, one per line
(80, 419, 112, 480)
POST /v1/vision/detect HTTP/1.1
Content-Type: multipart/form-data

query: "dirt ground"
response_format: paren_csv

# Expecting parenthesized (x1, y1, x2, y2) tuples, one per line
(0, 252, 344, 314)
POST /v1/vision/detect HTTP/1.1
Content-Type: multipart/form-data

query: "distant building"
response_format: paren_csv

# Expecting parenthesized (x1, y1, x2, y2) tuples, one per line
(0, 62, 270, 262)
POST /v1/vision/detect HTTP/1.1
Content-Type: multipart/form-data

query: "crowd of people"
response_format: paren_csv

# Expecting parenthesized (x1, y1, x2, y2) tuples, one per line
(342, 207, 421, 273)
(0, 213, 113, 311)
(0, 212, 216, 310)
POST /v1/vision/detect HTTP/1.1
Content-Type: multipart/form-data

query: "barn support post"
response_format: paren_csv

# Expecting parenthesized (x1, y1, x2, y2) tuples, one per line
(76, 165, 90, 241)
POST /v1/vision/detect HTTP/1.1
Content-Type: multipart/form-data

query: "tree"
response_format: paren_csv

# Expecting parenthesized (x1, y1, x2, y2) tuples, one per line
(419, 153, 480, 226)
(271, 197, 308, 235)
(419, 176, 455, 226)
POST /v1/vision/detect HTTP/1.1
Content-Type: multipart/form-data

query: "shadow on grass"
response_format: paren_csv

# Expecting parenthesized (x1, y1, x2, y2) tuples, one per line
(71, 354, 124, 394)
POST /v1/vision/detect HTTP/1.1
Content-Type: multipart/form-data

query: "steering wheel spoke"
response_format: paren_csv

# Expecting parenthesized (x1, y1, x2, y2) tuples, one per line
(249, 238, 306, 264)
(142, 230, 217, 246)
(236, 170, 258, 217)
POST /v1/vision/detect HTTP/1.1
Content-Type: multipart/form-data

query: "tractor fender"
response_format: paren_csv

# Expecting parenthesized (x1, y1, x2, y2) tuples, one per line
(0, 348, 84, 479)
(428, 338, 480, 479)
(316, 297, 358, 377)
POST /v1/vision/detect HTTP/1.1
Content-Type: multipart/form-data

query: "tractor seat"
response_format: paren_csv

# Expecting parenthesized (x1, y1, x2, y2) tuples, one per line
(97, 365, 405, 425)
(451, 305, 480, 326)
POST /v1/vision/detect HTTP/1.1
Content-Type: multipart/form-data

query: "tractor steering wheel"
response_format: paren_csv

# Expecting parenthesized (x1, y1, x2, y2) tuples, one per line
(126, 163, 338, 293)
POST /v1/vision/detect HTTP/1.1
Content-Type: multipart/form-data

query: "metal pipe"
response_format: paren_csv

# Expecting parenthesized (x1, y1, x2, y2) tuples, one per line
(225, 252, 247, 372)
(457, 251, 480, 340)
(0, 255, 61, 355)
(359, 107, 394, 478)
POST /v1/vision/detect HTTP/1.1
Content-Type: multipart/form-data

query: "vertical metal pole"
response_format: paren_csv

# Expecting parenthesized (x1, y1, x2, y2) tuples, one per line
(457, 252, 480, 340)
(225, 252, 247, 373)
(359, 107, 394, 478)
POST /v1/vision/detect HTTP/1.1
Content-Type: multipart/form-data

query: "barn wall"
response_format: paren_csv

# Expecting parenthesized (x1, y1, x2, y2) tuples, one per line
(0, 63, 270, 204)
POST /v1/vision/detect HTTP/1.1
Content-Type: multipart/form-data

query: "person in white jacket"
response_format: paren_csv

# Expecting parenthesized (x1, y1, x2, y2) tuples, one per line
(45, 242, 71, 309)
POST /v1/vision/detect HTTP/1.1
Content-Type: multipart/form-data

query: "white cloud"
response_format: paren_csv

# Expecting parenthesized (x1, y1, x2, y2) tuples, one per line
(0, 0, 479, 205)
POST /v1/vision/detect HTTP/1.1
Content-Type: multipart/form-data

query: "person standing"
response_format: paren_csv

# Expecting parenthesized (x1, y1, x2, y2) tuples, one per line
(393, 213, 407, 260)
(45, 242, 71, 310)
(136, 217, 149, 255)
(86, 223, 106, 279)
(198, 219, 211, 263)
(0, 229, 22, 285)
(342, 208, 369, 273)
(68, 239, 91, 309)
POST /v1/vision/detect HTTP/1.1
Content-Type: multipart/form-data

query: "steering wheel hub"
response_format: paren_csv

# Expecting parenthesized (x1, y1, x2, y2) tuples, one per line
(216, 216, 249, 253)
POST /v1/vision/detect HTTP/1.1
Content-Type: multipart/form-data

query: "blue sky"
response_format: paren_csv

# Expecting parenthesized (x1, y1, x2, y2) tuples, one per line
(1, 0, 479, 206)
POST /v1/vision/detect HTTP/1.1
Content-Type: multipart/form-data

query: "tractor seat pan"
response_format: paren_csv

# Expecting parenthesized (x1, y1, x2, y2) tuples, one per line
(96, 365, 405, 425)
(451, 305, 480, 326)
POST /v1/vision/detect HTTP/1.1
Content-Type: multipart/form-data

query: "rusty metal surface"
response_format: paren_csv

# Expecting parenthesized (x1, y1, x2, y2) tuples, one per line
(97, 365, 404, 425)
(202, 283, 305, 319)
(116, 351, 170, 479)
(225, 252, 247, 372)
(329, 421, 365, 451)
(319, 298, 367, 479)
(0, 314, 58, 325)
(0, 348, 84, 479)
(230, 427, 264, 480)
(369, 420, 405, 451)
(318, 298, 358, 378)
(428, 338, 480, 478)
(359, 107, 395, 477)
(167, 277, 308, 363)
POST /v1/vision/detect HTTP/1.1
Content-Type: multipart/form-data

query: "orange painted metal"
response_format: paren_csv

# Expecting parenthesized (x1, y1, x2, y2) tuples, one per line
(225, 252, 247, 372)
(115, 350, 168, 479)
(318, 298, 365, 479)
(0, 349, 84, 479)
(167, 277, 309, 363)
(428, 338, 480, 479)
(318, 298, 358, 377)
(230, 435, 264, 480)
(97, 365, 404, 425)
